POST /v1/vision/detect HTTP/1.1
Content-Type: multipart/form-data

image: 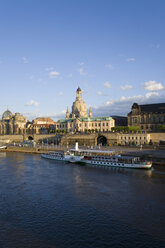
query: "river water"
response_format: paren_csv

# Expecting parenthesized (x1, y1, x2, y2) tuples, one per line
(0, 152, 165, 248)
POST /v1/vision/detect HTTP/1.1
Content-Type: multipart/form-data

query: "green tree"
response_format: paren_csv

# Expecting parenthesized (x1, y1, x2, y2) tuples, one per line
(157, 125, 165, 131)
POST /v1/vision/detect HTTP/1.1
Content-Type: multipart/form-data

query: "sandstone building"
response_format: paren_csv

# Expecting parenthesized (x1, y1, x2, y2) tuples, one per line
(0, 108, 26, 134)
(56, 87, 115, 133)
(128, 102, 165, 131)
(27, 117, 56, 134)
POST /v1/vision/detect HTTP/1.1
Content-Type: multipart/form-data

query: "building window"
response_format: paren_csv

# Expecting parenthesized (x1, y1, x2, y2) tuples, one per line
(95, 123, 97, 127)
(106, 122, 108, 126)
(103, 123, 105, 126)
(99, 123, 101, 127)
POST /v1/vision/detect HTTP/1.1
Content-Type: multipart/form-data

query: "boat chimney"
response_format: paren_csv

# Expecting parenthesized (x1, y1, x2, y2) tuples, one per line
(75, 142, 79, 151)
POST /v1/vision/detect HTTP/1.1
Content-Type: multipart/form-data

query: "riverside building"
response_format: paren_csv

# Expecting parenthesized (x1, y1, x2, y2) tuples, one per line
(0, 108, 26, 134)
(128, 102, 165, 131)
(55, 87, 115, 133)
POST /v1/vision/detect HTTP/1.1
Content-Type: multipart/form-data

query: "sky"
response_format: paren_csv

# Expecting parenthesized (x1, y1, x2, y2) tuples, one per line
(0, 0, 165, 120)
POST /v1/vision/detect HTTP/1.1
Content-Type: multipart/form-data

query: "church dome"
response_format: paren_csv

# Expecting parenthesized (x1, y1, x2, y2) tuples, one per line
(71, 87, 87, 118)
(2, 109, 12, 120)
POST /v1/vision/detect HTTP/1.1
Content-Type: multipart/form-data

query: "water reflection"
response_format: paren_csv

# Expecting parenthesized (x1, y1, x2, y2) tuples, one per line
(0, 153, 164, 247)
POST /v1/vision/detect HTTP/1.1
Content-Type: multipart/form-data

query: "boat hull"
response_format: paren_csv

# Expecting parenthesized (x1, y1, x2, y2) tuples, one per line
(41, 153, 67, 162)
(79, 160, 152, 169)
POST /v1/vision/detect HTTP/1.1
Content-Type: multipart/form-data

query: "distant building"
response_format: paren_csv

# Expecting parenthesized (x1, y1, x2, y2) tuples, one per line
(128, 102, 165, 131)
(0, 108, 26, 134)
(111, 116, 127, 126)
(56, 87, 115, 133)
(27, 117, 56, 134)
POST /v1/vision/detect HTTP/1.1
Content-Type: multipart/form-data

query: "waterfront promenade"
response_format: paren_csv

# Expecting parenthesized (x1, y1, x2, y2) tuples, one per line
(1, 145, 165, 166)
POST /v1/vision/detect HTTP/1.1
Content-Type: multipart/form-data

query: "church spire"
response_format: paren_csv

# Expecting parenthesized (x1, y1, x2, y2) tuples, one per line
(76, 86, 82, 100)
(89, 107, 92, 117)
(66, 107, 69, 119)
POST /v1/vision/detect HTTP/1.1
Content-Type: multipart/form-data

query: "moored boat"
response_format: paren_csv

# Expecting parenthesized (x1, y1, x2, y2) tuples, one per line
(41, 150, 83, 163)
(70, 144, 152, 169)
(79, 154, 152, 169)
(41, 151, 71, 162)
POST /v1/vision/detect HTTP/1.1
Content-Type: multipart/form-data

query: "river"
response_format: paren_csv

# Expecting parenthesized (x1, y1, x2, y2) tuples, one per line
(0, 152, 165, 248)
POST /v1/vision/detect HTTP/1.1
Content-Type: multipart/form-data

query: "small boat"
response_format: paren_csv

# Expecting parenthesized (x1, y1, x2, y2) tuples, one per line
(41, 150, 83, 163)
(41, 151, 71, 162)
(0, 146, 7, 149)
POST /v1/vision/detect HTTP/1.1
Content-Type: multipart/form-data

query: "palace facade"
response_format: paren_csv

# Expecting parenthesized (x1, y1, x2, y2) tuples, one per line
(55, 87, 115, 132)
(128, 103, 165, 131)
(27, 117, 56, 134)
(0, 109, 26, 134)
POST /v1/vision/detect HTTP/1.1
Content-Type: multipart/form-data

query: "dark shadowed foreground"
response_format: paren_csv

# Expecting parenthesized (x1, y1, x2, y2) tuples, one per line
(0, 152, 165, 248)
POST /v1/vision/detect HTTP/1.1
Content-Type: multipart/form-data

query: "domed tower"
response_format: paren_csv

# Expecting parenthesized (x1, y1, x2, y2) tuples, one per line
(2, 108, 12, 120)
(71, 87, 87, 118)
(2, 108, 13, 134)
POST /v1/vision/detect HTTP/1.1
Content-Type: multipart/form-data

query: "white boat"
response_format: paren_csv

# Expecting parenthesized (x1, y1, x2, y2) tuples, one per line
(41, 151, 71, 162)
(41, 150, 83, 163)
(0, 146, 7, 149)
(70, 146, 152, 169)
(79, 154, 152, 169)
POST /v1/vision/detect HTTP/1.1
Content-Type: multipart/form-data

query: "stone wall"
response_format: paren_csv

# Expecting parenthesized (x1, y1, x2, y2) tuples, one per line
(150, 133, 165, 145)
(0, 135, 24, 143)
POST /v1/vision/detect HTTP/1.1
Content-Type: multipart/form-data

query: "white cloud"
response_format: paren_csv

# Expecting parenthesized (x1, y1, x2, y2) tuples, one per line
(49, 71, 60, 78)
(104, 81, 111, 88)
(126, 57, 135, 62)
(105, 64, 114, 70)
(92, 92, 165, 116)
(26, 100, 40, 107)
(58, 92, 63, 96)
(145, 92, 159, 98)
(67, 73, 72, 78)
(79, 62, 84, 66)
(79, 68, 86, 76)
(121, 84, 133, 90)
(97, 91, 103, 96)
(143, 80, 164, 91)
(45, 67, 54, 71)
(23, 110, 66, 121)
(22, 57, 29, 64)
(82, 89, 88, 94)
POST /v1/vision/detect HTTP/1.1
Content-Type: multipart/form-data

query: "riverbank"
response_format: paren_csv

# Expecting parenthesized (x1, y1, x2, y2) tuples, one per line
(0, 145, 165, 165)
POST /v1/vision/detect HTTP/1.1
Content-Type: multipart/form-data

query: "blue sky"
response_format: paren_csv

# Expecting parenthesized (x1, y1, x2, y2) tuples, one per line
(0, 0, 164, 120)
